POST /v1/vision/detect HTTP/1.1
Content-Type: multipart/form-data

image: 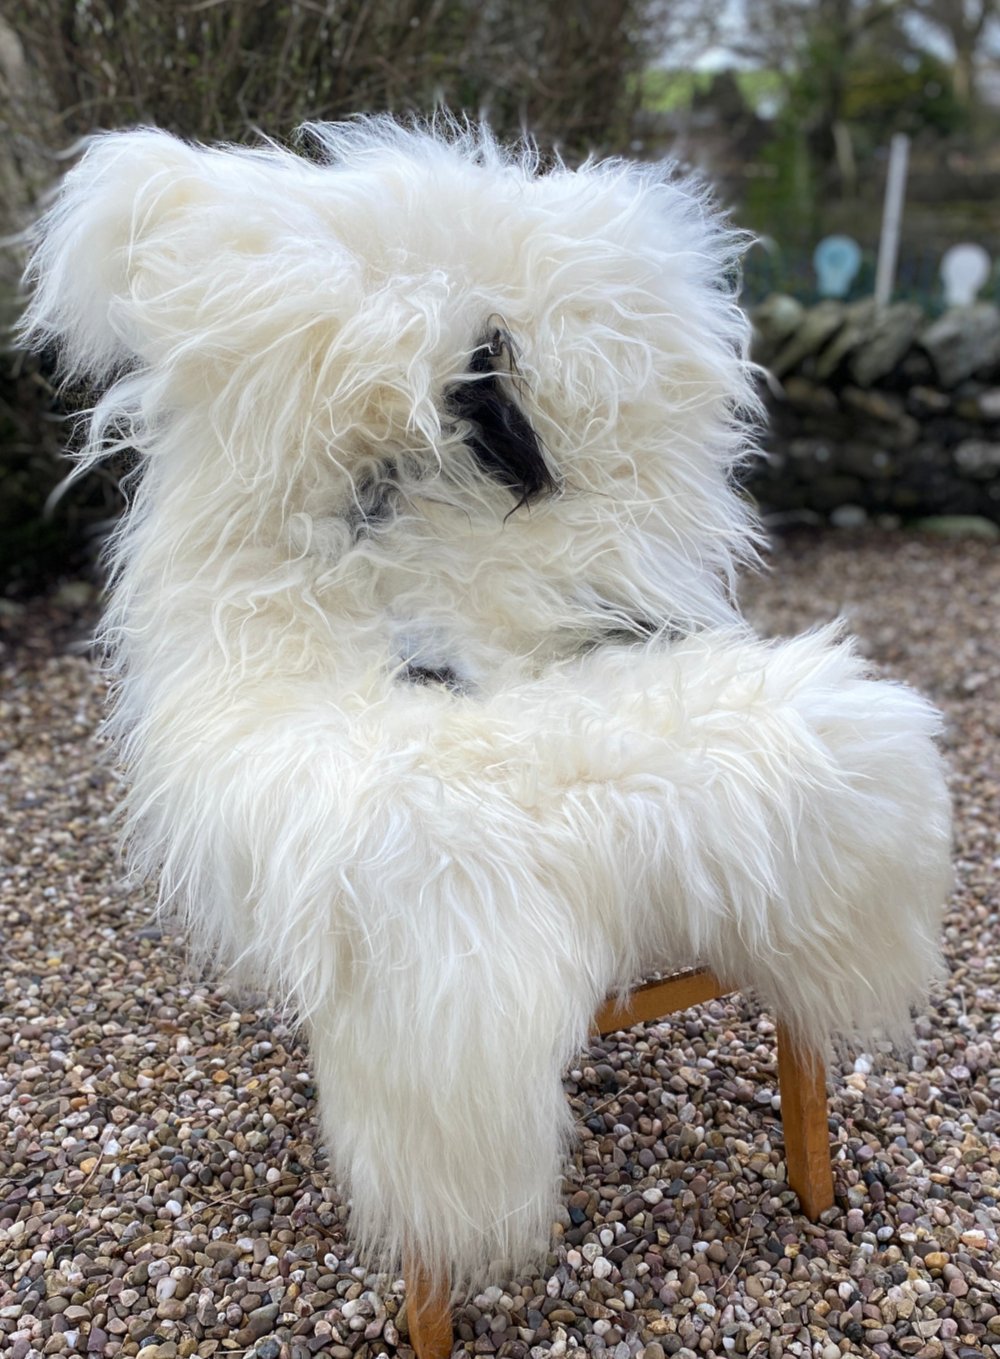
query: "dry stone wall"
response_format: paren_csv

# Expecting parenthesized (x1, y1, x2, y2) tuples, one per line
(747, 296, 1000, 531)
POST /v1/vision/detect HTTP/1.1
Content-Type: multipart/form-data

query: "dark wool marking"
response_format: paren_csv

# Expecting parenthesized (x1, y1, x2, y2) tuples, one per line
(400, 661, 465, 691)
(345, 461, 400, 541)
(582, 617, 684, 651)
(446, 328, 557, 509)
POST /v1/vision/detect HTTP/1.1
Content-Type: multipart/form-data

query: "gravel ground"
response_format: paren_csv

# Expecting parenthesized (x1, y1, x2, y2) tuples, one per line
(1, 529, 998, 1359)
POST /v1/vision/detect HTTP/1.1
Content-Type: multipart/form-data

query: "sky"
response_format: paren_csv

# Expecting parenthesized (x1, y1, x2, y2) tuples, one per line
(662, 0, 1000, 73)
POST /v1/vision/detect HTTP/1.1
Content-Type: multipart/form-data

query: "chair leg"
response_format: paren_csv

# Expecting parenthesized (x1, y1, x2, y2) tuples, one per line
(404, 1256, 453, 1359)
(775, 1020, 835, 1219)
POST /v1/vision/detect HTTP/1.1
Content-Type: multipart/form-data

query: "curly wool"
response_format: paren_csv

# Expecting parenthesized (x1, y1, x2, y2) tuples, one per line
(21, 118, 951, 1290)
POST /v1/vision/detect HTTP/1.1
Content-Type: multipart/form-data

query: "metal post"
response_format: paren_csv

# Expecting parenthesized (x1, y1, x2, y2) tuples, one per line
(874, 133, 909, 309)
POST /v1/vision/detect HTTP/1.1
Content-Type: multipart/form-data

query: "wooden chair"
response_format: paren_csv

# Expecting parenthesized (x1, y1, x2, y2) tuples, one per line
(405, 968, 834, 1359)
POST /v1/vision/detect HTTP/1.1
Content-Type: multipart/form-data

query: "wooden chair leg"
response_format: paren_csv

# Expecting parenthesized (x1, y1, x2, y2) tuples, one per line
(404, 1257, 453, 1359)
(775, 1020, 835, 1219)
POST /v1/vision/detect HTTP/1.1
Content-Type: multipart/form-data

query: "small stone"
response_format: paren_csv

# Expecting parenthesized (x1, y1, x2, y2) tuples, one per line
(157, 1299, 187, 1321)
(5, 509, 998, 1359)
(771, 300, 846, 377)
(548, 1309, 577, 1326)
(831, 504, 867, 530)
(953, 439, 1000, 480)
(751, 294, 806, 366)
(920, 302, 1000, 386)
(247, 1303, 280, 1338)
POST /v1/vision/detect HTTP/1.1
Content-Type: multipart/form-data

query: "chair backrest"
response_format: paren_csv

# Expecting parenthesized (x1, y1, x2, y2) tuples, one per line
(21, 121, 760, 697)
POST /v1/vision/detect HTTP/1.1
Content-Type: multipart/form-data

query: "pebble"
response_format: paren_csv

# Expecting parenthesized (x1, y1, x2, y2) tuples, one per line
(3, 537, 997, 1358)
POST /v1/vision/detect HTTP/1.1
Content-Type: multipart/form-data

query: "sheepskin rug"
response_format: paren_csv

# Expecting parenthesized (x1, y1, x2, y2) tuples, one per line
(21, 119, 952, 1291)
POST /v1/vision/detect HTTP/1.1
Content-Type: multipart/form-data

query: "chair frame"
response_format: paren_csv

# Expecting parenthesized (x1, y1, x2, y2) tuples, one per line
(405, 968, 834, 1358)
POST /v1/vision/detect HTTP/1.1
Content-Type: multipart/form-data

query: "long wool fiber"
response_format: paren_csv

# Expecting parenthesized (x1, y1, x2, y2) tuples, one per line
(21, 119, 952, 1290)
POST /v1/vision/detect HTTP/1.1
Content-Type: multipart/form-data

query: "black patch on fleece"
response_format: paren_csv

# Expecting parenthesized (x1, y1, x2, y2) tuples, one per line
(346, 461, 400, 541)
(446, 328, 557, 510)
(583, 616, 684, 650)
(400, 661, 464, 690)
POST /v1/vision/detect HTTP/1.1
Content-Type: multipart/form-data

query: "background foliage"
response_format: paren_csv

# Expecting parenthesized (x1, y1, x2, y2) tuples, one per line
(0, 0, 665, 587)
(2, 0, 999, 587)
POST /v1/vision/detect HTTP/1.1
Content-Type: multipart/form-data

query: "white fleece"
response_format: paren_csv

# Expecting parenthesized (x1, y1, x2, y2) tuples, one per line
(20, 117, 951, 1290)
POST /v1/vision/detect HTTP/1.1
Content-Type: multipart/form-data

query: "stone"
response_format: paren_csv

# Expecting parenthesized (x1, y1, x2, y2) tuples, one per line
(840, 443, 894, 479)
(52, 580, 98, 608)
(195, 1298, 219, 1327)
(772, 301, 846, 378)
(830, 504, 868, 529)
(841, 387, 919, 447)
(920, 304, 1000, 388)
(811, 475, 865, 511)
(914, 1341, 944, 1359)
(849, 302, 923, 387)
(906, 386, 951, 416)
(973, 387, 1000, 420)
(246, 1303, 280, 1337)
(786, 436, 836, 470)
(953, 439, 1000, 479)
(814, 299, 875, 380)
(751, 294, 806, 366)
(781, 376, 839, 416)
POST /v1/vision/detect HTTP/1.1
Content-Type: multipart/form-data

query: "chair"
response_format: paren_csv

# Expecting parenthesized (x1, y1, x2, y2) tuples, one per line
(22, 124, 946, 1354)
(405, 968, 833, 1359)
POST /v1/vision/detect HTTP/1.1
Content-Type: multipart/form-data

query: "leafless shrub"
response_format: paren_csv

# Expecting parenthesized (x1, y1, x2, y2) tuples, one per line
(11, 0, 658, 156)
(1, 0, 670, 586)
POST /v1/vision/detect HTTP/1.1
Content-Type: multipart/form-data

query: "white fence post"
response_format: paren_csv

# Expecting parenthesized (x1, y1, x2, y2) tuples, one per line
(874, 133, 910, 309)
